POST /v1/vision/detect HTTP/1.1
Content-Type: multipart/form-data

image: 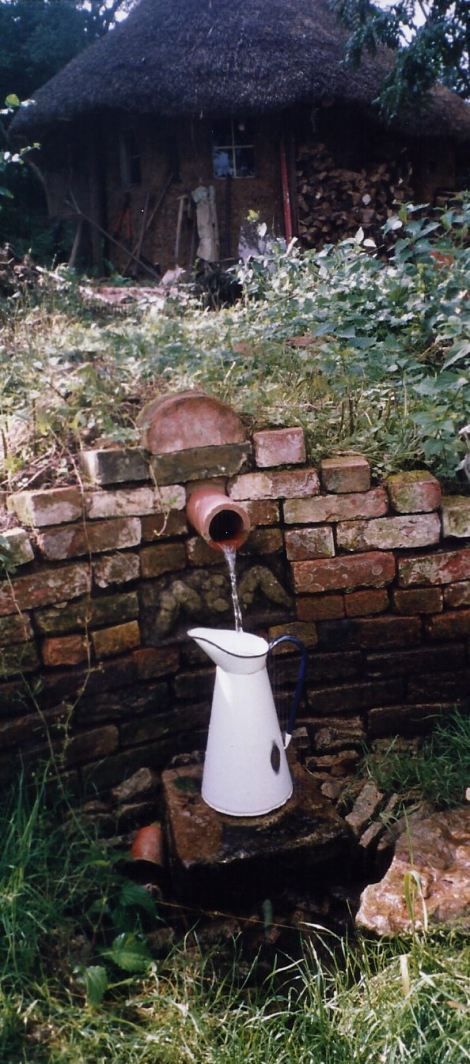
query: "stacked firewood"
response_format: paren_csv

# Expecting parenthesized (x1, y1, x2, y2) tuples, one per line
(296, 142, 414, 248)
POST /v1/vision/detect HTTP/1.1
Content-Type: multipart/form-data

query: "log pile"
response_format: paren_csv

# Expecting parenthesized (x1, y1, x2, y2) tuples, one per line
(296, 142, 414, 248)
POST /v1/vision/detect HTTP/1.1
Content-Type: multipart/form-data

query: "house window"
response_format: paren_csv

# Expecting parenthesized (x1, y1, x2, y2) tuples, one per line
(119, 130, 142, 186)
(212, 118, 255, 178)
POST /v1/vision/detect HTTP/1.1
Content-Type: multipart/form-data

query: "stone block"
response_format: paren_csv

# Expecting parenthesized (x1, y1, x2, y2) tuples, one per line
(444, 582, 470, 609)
(398, 548, 470, 587)
(408, 671, 470, 703)
(283, 487, 388, 525)
(141, 511, 187, 541)
(137, 391, 246, 454)
(292, 551, 396, 594)
(0, 563, 91, 617)
(239, 529, 283, 555)
(133, 646, 180, 679)
(36, 517, 141, 561)
(150, 443, 251, 485)
(35, 591, 139, 634)
(76, 681, 170, 723)
(93, 552, 140, 588)
(0, 614, 33, 646)
(65, 725, 119, 766)
(344, 589, 389, 617)
(80, 448, 149, 485)
(140, 542, 186, 578)
(320, 456, 370, 494)
(186, 538, 225, 568)
(425, 609, 470, 641)
(367, 703, 448, 738)
(345, 782, 383, 835)
(441, 496, 470, 538)
(318, 615, 421, 650)
(85, 486, 155, 519)
(92, 620, 140, 658)
(307, 678, 403, 714)
(296, 595, 345, 621)
(229, 468, 320, 501)
(285, 526, 335, 561)
(253, 427, 306, 468)
(42, 634, 89, 667)
(337, 513, 441, 552)
(0, 529, 34, 567)
(8, 487, 83, 527)
(386, 470, 441, 513)
(0, 642, 39, 678)
(174, 669, 214, 702)
(243, 500, 280, 526)
(366, 643, 465, 677)
(393, 588, 443, 614)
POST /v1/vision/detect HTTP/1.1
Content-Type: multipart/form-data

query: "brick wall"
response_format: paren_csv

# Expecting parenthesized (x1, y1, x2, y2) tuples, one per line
(1, 429, 469, 799)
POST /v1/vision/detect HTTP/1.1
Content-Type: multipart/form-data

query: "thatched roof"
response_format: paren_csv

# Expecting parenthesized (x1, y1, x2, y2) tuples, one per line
(12, 0, 470, 141)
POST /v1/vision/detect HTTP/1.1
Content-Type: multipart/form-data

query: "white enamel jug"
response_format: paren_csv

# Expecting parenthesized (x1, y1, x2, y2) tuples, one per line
(187, 627, 307, 817)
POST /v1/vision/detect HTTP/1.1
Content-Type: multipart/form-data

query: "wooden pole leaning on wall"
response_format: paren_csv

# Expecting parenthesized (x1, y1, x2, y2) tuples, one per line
(67, 192, 161, 281)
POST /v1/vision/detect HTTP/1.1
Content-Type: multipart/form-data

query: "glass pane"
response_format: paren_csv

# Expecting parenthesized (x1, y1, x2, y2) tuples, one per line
(234, 147, 255, 178)
(213, 147, 234, 178)
(212, 120, 232, 146)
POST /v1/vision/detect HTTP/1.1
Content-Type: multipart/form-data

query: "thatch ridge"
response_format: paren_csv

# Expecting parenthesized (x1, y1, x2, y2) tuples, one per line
(12, 0, 470, 140)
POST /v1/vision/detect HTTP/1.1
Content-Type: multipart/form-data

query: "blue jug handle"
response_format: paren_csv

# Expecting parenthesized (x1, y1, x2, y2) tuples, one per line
(268, 635, 308, 747)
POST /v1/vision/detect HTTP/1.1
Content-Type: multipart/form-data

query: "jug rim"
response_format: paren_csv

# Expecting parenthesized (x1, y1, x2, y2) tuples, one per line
(187, 627, 268, 659)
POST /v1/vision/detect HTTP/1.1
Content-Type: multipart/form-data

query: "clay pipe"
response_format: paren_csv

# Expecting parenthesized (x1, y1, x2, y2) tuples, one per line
(186, 485, 250, 551)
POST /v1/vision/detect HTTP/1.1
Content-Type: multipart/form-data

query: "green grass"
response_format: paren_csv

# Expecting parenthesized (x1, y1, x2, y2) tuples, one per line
(0, 769, 469, 1062)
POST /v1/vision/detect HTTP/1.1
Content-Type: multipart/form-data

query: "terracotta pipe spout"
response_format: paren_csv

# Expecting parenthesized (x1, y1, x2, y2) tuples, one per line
(187, 485, 250, 551)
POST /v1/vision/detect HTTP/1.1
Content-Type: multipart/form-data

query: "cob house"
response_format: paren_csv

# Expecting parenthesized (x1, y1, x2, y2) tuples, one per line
(12, 0, 470, 275)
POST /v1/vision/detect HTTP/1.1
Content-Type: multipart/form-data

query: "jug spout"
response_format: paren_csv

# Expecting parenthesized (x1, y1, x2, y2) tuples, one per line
(188, 627, 268, 674)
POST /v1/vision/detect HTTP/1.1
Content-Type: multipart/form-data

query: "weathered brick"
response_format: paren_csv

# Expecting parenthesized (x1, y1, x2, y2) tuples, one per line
(0, 642, 39, 678)
(366, 643, 465, 677)
(408, 671, 470, 702)
(386, 470, 441, 513)
(153, 485, 186, 511)
(318, 615, 421, 650)
(425, 609, 470, 641)
(76, 681, 171, 723)
(79, 448, 149, 485)
(65, 725, 119, 766)
(92, 621, 140, 658)
(344, 589, 389, 617)
(42, 634, 89, 667)
(337, 513, 441, 552)
(308, 678, 403, 714)
(35, 591, 139, 634)
(285, 526, 335, 561)
(41, 655, 138, 705)
(0, 529, 34, 567)
(141, 511, 187, 541)
(8, 487, 83, 527)
(0, 563, 91, 617)
(240, 529, 283, 555)
(133, 646, 180, 679)
(150, 443, 251, 484)
(36, 517, 141, 561)
(283, 487, 388, 525)
(444, 582, 470, 609)
(140, 542, 186, 578)
(229, 468, 320, 501)
(0, 613, 33, 646)
(93, 552, 140, 588)
(393, 588, 443, 614)
(174, 669, 214, 701)
(320, 455, 370, 493)
(296, 595, 345, 621)
(309, 652, 362, 682)
(243, 499, 280, 526)
(0, 705, 67, 748)
(368, 704, 448, 738)
(441, 496, 470, 538)
(186, 537, 224, 567)
(253, 427, 306, 468)
(85, 486, 155, 519)
(268, 621, 318, 650)
(398, 548, 470, 587)
(292, 552, 395, 594)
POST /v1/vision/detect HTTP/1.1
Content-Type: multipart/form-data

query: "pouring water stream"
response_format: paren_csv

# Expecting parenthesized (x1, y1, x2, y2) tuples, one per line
(222, 545, 243, 632)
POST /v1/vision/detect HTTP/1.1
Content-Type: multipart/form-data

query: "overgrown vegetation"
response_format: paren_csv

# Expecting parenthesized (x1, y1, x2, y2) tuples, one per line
(1, 198, 468, 492)
(0, 769, 469, 1063)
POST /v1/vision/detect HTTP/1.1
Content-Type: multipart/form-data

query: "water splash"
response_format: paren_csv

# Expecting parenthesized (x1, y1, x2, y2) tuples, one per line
(222, 545, 243, 632)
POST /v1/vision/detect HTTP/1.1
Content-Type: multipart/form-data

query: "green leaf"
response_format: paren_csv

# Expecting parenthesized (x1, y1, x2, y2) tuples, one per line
(442, 341, 470, 371)
(85, 965, 108, 1008)
(105, 932, 152, 973)
(5, 93, 20, 108)
(118, 880, 157, 916)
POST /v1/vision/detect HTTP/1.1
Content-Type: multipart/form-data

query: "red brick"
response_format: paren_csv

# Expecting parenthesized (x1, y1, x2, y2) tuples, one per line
(37, 517, 141, 561)
(85, 486, 155, 519)
(367, 643, 465, 679)
(296, 595, 345, 621)
(285, 527, 335, 561)
(229, 468, 320, 501)
(441, 496, 470, 538)
(0, 614, 33, 646)
(444, 582, 470, 609)
(337, 513, 440, 552)
(320, 455, 370, 493)
(367, 704, 447, 738)
(186, 538, 223, 567)
(318, 615, 421, 650)
(65, 725, 119, 766)
(240, 529, 283, 555)
(0, 563, 91, 617)
(253, 427, 306, 468)
(268, 621, 318, 649)
(283, 487, 388, 525)
(42, 635, 89, 667)
(292, 552, 396, 594)
(344, 590, 389, 617)
(386, 471, 441, 513)
(93, 552, 140, 588)
(141, 511, 188, 541)
(140, 542, 186, 578)
(133, 646, 180, 679)
(425, 609, 470, 641)
(398, 548, 470, 587)
(308, 678, 403, 714)
(393, 588, 443, 615)
(0, 642, 40, 678)
(8, 487, 83, 527)
(92, 621, 140, 658)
